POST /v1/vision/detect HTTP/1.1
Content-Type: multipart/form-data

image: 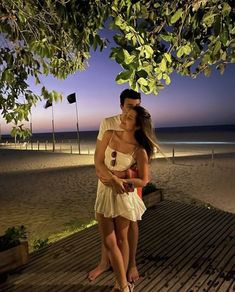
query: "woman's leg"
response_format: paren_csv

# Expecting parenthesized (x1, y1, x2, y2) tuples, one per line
(96, 213, 128, 290)
(114, 216, 130, 274)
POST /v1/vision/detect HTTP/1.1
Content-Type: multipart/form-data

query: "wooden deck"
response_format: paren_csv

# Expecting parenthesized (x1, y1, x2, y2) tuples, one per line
(1, 200, 234, 292)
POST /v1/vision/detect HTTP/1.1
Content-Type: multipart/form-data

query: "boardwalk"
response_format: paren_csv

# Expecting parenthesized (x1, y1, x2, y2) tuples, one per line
(1, 200, 234, 291)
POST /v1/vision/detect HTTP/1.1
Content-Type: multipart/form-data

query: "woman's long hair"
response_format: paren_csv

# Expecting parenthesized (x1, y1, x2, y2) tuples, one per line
(133, 106, 162, 159)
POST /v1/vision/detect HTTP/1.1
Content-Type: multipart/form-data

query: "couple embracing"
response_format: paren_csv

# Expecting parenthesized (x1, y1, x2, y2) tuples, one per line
(89, 89, 158, 292)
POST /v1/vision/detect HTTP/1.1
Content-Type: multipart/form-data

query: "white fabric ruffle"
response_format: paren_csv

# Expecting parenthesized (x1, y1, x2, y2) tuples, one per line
(95, 180, 146, 221)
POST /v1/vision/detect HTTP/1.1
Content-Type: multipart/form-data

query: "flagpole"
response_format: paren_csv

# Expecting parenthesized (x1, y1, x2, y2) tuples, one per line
(30, 112, 33, 149)
(52, 103, 55, 152)
(75, 97, 80, 154)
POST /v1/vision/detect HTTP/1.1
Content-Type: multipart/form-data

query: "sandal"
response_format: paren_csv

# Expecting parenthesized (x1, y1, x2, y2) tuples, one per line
(120, 282, 134, 292)
(111, 280, 120, 291)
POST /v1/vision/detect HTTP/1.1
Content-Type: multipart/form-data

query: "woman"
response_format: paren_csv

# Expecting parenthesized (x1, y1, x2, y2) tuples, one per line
(94, 106, 158, 292)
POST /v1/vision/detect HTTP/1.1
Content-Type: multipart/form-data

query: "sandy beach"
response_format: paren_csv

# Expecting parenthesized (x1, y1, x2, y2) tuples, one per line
(0, 147, 235, 250)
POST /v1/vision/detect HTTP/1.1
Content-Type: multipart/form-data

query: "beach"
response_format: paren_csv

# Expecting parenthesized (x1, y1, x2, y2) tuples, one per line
(0, 146, 235, 250)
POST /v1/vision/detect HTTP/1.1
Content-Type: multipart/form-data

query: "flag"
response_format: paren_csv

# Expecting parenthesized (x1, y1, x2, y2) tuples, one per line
(67, 93, 76, 104)
(44, 100, 52, 109)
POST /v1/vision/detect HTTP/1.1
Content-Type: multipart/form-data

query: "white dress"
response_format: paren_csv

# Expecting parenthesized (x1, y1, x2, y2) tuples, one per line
(94, 145, 146, 221)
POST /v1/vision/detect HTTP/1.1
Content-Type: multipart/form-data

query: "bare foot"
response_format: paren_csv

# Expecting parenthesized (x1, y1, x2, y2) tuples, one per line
(127, 265, 139, 283)
(88, 263, 110, 281)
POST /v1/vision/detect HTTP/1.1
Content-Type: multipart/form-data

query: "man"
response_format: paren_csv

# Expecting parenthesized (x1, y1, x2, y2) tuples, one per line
(88, 89, 142, 283)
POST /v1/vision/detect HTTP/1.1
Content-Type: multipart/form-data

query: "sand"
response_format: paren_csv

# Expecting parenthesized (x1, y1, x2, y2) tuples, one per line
(0, 147, 234, 250)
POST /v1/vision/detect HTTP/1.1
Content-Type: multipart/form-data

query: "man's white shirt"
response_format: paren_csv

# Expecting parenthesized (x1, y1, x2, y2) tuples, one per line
(97, 114, 123, 141)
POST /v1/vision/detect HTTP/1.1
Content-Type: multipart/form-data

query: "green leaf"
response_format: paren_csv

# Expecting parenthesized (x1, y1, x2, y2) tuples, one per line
(213, 40, 221, 57)
(222, 3, 231, 16)
(137, 69, 148, 78)
(115, 70, 132, 84)
(140, 84, 151, 94)
(177, 46, 185, 58)
(220, 27, 229, 46)
(170, 9, 183, 24)
(137, 77, 148, 86)
(164, 53, 172, 63)
(125, 32, 133, 41)
(201, 53, 211, 65)
(203, 12, 216, 27)
(163, 74, 171, 85)
(183, 44, 192, 55)
(217, 63, 225, 75)
(115, 49, 125, 64)
(2, 69, 14, 82)
(230, 26, 235, 35)
(159, 58, 166, 72)
(213, 16, 221, 36)
(221, 51, 227, 61)
(160, 33, 172, 42)
(154, 3, 160, 9)
(192, 41, 201, 56)
(184, 60, 194, 68)
(114, 16, 123, 27)
(157, 72, 162, 80)
(123, 49, 135, 64)
(204, 67, 212, 77)
(143, 45, 154, 58)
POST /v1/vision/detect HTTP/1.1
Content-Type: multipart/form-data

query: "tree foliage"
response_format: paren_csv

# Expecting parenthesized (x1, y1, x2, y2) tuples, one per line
(0, 0, 234, 136)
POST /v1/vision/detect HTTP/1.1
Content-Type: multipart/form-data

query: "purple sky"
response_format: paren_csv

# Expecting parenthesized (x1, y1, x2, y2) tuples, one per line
(1, 44, 235, 134)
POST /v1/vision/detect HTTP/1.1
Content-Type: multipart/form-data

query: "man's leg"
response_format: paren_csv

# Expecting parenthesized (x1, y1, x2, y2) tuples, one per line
(127, 221, 139, 282)
(88, 242, 110, 281)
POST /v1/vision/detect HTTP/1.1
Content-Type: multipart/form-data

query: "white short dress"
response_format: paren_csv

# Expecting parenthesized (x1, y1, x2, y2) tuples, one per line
(94, 145, 146, 221)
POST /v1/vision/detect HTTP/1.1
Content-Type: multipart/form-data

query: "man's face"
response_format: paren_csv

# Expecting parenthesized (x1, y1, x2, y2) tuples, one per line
(120, 98, 141, 114)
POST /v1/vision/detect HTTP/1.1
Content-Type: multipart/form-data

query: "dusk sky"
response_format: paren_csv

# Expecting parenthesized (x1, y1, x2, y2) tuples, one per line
(1, 35, 235, 134)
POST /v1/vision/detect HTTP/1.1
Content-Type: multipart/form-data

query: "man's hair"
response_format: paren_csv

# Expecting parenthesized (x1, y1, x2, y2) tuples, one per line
(120, 89, 141, 106)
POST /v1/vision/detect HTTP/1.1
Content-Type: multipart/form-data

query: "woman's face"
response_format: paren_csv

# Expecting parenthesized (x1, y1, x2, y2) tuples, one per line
(120, 109, 137, 131)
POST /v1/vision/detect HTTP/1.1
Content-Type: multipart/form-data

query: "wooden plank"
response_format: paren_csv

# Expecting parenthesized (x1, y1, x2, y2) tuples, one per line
(135, 206, 232, 291)
(136, 203, 224, 288)
(0, 201, 234, 292)
(198, 248, 235, 291)
(165, 223, 235, 291)
(179, 225, 235, 291)
(216, 264, 235, 292)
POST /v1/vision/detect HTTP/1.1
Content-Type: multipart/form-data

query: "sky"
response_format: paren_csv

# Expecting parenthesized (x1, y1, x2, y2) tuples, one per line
(1, 37, 235, 134)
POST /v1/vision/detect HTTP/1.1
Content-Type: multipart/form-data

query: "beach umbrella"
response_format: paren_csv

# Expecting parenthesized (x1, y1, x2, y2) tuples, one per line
(44, 100, 55, 152)
(67, 93, 80, 154)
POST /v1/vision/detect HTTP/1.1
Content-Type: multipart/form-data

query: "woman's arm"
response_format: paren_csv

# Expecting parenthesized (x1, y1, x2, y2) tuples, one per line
(124, 148, 149, 188)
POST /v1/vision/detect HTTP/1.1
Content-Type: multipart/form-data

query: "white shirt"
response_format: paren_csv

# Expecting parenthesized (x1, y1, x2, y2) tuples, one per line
(97, 114, 123, 141)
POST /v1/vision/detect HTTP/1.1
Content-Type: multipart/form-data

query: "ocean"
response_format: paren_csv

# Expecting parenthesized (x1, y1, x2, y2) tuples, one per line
(1, 125, 235, 156)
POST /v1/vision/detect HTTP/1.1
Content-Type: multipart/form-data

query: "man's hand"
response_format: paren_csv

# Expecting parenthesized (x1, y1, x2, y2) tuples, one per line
(112, 177, 126, 194)
(99, 170, 127, 186)
(99, 175, 113, 186)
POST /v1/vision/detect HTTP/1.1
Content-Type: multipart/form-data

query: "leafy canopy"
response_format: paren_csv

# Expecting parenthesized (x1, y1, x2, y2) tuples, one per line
(0, 0, 234, 137)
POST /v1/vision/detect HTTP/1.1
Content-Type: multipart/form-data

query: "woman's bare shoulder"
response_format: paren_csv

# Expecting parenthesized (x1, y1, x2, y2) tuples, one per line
(135, 147, 148, 158)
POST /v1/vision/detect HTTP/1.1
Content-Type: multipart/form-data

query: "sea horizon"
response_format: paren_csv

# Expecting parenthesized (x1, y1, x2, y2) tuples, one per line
(1, 123, 235, 156)
(1, 124, 235, 147)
